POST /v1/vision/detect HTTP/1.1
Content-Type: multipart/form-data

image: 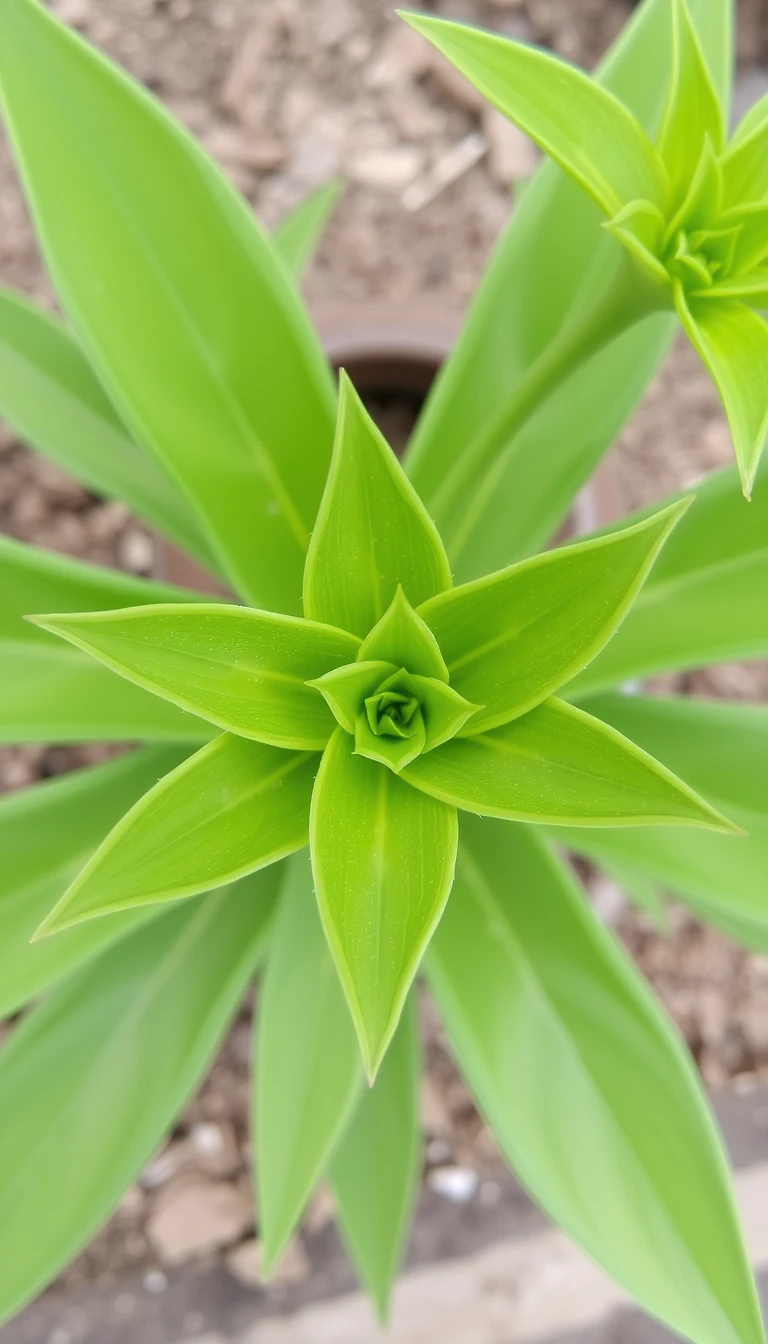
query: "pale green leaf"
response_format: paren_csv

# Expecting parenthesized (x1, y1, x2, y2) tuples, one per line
(330, 992, 421, 1322)
(303, 373, 451, 639)
(722, 111, 768, 205)
(0, 746, 188, 1016)
(358, 587, 449, 681)
(0, 287, 221, 574)
(657, 0, 725, 200)
(0, 0, 336, 611)
(256, 850, 362, 1273)
(427, 818, 763, 1344)
(273, 181, 343, 279)
(34, 604, 360, 751)
(403, 697, 735, 830)
(0, 871, 279, 1326)
(401, 13, 667, 217)
(676, 289, 768, 497)
(310, 661, 397, 735)
(310, 728, 457, 1079)
(418, 500, 688, 736)
(38, 735, 316, 933)
(0, 535, 215, 742)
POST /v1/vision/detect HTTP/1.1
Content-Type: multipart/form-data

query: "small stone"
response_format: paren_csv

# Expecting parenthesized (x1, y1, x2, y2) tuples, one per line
(348, 145, 424, 190)
(484, 107, 539, 185)
(141, 1140, 191, 1190)
(190, 1121, 240, 1178)
(142, 1270, 168, 1295)
(51, 0, 90, 26)
(427, 1165, 479, 1204)
(118, 528, 155, 574)
(148, 1178, 253, 1265)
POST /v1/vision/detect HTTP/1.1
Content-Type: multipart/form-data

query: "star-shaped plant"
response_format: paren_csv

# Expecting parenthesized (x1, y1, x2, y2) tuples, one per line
(32, 374, 731, 1077)
(403, 0, 768, 498)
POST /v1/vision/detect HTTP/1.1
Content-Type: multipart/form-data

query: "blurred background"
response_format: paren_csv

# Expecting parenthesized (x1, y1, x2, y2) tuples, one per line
(2, 3, 768, 1341)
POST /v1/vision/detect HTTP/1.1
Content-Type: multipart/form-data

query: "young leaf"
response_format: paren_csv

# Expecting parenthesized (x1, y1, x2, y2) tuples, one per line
(37, 735, 316, 934)
(403, 697, 735, 830)
(418, 500, 688, 735)
(568, 464, 768, 695)
(0, 746, 188, 1017)
(330, 992, 421, 1322)
(310, 661, 398, 734)
(0, 870, 279, 1326)
(358, 587, 449, 681)
(0, 535, 216, 742)
(0, 287, 220, 575)
(303, 374, 452, 639)
(657, 0, 725, 201)
(0, 0, 336, 612)
(33, 605, 360, 751)
(427, 818, 763, 1344)
(675, 290, 768, 498)
(400, 13, 667, 217)
(256, 851, 362, 1274)
(310, 728, 458, 1080)
(272, 181, 343, 279)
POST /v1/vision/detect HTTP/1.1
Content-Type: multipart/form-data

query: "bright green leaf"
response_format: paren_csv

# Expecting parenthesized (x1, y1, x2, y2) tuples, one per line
(0, 535, 215, 742)
(303, 373, 451, 638)
(0, 871, 279, 1326)
(358, 587, 449, 681)
(38, 735, 316, 933)
(310, 728, 457, 1080)
(418, 500, 688, 735)
(657, 0, 725, 200)
(400, 13, 667, 217)
(33, 604, 360, 751)
(273, 181, 343, 279)
(256, 850, 362, 1273)
(0, 746, 188, 1016)
(0, 0, 336, 611)
(722, 113, 768, 206)
(427, 817, 763, 1344)
(403, 697, 735, 830)
(330, 992, 421, 1322)
(310, 661, 397, 734)
(675, 289, 768, 497)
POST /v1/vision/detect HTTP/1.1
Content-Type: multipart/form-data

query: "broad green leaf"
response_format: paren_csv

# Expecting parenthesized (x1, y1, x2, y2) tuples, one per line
(403, 697, 734, 830)
(38, 735, 316, 933)
(310, 728, 457, 1079)
(0, 0, 336, 612)
(303, 374, 451, 639)
(0, 287, 221, 575)
(569, 462, 768, 694)
(256, 850, 362, 1273)
(560, 694, 768, 949)
(427, 817, 763, 1344)
(0, 535, 216, 742)
(405, 0, 729, 581)
(418, 501, 687, 736)
(657, 0, 725, 200)
(0, 870, 279, 1326)
(401, 14, 667, 217)
(330, 992, 421, 1321)
(34, 604, 360, 751)
(358, 588, 449, 681)
(273, 181, 343, 279)
(676, 289, 768, 497)
(0, 746, 188, 1016)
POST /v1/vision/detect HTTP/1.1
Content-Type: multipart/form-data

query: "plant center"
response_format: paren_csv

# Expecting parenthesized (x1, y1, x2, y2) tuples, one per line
(365, 688, 422, 739)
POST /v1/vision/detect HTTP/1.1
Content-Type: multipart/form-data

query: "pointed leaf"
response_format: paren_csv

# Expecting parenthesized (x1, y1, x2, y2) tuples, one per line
(418, 500, 688, 736)
(256, 850, 362, 1272)
(34, 605, 360, 750)
(0, 288, 221, 573)
(273, 181, 343, 279)
(0, 0, 336, 611)
(400, 13, 667, 217)
(310, 728, 457, 1079)
(0, 535, 216, 742)
(676, 289, 768, 497)
(330, 992, 421, 1321)
(722, 113, 768, 206)
(303, 374, 451, 638)
(358, 587, 449, 681)
(0, 746, 188, 1017)
(657, 0, 725, 199)
(310, 661, 397, 734)
(0, 871, 279, 1326)
(403, 697, 734, 830)
(39, 735, 316, 933)
(427, 818, 763, 1344)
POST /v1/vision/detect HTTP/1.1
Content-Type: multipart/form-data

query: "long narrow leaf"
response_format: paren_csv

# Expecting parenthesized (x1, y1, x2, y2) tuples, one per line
(657, 0, 725, 198)
(273, 181, 343, 279)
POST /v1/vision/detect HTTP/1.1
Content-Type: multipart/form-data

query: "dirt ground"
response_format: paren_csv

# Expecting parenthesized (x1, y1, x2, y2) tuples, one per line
(1, 0, 768, 1296)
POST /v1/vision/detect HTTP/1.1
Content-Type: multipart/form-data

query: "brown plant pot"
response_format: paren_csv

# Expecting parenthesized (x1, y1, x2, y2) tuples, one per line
(154, 302, 622, 592)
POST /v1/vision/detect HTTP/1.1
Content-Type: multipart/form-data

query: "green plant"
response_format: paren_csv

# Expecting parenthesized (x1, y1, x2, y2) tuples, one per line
(0, 0, 767, 1341)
